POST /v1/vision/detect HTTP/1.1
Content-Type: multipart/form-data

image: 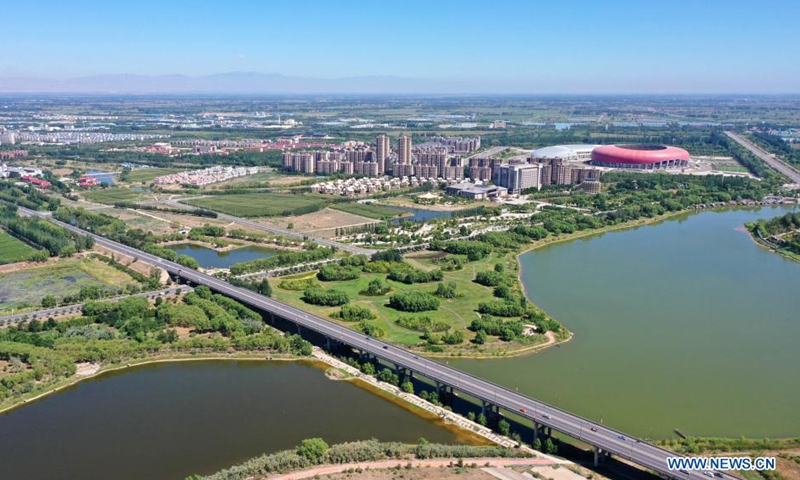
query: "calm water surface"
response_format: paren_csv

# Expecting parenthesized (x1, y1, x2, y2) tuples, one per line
(87, 169, 116, 185)
(453, 206, 800, 439)
(0, 361, 466, 480)
(168, 243, 277, 269)
(390, 206, 454, 223)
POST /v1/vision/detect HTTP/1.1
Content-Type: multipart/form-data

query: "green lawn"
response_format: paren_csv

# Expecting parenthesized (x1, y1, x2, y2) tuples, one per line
(125, 167, 184, 183)
(330, 202, 407, 220)
(0, 257, 138, 312)
(183, 193, 329, 217)
(271, 251, 548, 355)
(82, 187, 147, 205)
(714, 165, 749, 173)
(0, 230, 39, 265)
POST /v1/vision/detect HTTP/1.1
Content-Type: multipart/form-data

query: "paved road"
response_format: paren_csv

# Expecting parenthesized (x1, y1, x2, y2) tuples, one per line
(20, 206, 732, 480)
(725, 131, 800, 184)
(0, 286, 192, 326)
(147, 199, 377, 256)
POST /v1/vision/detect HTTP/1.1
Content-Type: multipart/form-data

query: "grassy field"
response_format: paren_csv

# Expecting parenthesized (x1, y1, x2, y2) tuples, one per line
(82, 187, 147, 205)
(0, 257, 138, 312)
(271, 251, 548, 356)
(714, 165, 750, 173)
(125, 167, 184, 183)
(330, 202, 407, 220)
(183, 193, 329, 217)
(0, 230, 38, 265)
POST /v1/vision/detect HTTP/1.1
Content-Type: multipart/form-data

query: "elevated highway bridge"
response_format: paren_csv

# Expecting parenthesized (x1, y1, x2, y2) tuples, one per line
(20, 206, 734, 480)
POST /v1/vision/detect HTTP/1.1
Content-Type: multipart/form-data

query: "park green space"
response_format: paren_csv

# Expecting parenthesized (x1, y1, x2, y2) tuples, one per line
(124, 167, 184, 183)
(82, 187, 148, 205)
(329, 202, 408, 220)
(183, 193, 329, 217)
(271, 251, 549, 356)
(0, 229, 38, 265)
(0, 257, 138, 312)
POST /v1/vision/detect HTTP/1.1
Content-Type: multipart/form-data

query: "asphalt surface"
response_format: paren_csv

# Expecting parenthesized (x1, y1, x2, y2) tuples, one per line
(0, 286, 192, 325)
(725, 131, 800, 184)
(20, 206, 733, 480)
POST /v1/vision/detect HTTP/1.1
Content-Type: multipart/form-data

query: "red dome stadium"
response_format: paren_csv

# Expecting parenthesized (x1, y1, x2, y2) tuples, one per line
(590, 144, 690, 169)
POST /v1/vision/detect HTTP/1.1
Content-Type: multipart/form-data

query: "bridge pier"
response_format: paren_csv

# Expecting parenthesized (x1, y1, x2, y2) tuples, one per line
(593, 447, 610, 467)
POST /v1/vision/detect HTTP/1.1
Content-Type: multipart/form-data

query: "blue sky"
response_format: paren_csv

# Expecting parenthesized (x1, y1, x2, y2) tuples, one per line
(2, 0, 798, 93)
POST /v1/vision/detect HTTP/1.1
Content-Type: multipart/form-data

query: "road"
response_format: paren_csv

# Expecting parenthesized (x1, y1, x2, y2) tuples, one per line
(0, 286, 192, 326)
(20, 206, 732, 480)
(725, 131, 800, 184)
(147, 198, 377, 256)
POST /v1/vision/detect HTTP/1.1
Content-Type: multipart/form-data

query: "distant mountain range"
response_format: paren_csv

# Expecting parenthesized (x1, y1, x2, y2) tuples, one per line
(0, 72, 489, 95)
(1, 72, 796, 95)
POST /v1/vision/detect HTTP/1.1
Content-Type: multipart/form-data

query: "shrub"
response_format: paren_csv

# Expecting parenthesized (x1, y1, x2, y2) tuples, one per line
(474, 271, 507, 287)
(388, 292, 440, 312)
(330, 304, 376, 321)
(387, 266, 443, 284)
(395, 316, 449, 333)
(360, 278, 391, 296)
(317, 264, 361, 281)
(301, 287, 350, 306)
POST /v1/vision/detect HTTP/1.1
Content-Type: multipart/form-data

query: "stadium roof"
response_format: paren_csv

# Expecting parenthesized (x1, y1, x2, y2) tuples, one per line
(531, 144, 600, 159)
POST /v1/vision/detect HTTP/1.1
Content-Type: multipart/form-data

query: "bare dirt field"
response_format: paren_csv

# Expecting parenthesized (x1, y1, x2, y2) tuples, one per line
(266, 458, 560, 480)
(257, 207, 376, 238)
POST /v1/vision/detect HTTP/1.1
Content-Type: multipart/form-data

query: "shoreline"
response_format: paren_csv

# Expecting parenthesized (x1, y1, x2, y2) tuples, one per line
(0, 352, 305, 416)
(744, 225, 800, 264)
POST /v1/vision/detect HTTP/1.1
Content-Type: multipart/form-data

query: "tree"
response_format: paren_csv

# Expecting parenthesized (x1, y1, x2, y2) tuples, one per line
(545, 438, 558, 455)
(41, 295, 57, 308)
(297, 438, 329, 463)
(401, 380, 414, 394)
(494, 263, 505, 273)
(467, 411, 476, 422)
(473, 330, 487, 345)
(497, 419, 510, 436)
(361, 362, 376, 375)
(477, 413, 487, 426)
(258, 278, 273, 297)
(533, 438, 543, 452)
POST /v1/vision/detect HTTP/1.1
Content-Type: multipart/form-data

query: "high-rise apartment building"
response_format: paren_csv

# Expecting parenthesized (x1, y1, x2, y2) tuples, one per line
(376, 134, 390, 174)
(493, 163, 542, 193)
(398, 134, 412, 165)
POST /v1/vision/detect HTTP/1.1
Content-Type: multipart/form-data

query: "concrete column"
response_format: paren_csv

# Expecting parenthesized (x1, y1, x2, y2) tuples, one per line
(533, 421, 540, 443)
(593, 446, 600, 467)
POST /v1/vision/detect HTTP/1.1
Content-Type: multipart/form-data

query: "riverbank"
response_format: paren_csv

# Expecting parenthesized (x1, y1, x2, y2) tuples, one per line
(743, 211, 800, 264)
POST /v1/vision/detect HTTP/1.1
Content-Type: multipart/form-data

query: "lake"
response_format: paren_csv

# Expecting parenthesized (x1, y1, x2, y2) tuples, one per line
(452, 206, 800, 439)
(87, 169, 116, 185)
(390, 206, 454, 223)
(0, 361, 469, 480)
(167, 243, 278, 269)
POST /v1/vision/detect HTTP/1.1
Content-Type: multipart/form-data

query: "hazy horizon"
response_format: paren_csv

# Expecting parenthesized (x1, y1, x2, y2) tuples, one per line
(2, 0, 798, 95)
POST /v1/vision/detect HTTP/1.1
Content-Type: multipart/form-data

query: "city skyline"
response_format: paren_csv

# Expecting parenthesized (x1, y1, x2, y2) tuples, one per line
(1, 0, 799, 94)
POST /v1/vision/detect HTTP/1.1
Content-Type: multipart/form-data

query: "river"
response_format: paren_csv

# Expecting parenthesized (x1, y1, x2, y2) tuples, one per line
(0, 360, 469, 480)
(452, 206, 800, 439)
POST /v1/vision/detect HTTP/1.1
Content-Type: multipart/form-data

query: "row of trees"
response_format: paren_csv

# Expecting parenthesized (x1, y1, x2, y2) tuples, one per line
(0, 206, 93, 257)
(230, 247, 335, 275)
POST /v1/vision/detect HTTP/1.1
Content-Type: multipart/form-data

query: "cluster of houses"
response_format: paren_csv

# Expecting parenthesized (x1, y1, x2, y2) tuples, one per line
(310, 175, 450, 196)
(153, 165, 259, 186)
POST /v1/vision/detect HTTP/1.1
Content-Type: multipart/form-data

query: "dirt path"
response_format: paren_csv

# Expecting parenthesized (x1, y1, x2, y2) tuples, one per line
(267, 457, 557, 480)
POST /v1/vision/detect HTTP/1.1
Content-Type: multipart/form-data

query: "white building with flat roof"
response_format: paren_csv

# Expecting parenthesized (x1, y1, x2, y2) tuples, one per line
(531, 144, 599, 162)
